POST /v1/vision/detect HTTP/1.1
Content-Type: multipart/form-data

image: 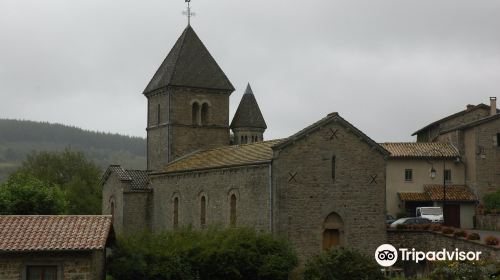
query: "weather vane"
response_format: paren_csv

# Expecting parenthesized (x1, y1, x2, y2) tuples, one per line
(183, 0, 195, 26)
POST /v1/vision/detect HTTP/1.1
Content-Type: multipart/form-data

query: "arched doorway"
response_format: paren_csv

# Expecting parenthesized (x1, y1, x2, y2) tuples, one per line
(322, 212, 344, 250)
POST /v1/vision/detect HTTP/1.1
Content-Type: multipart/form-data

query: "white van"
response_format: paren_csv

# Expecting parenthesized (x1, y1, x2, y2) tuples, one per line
(416, 207, 443, 223)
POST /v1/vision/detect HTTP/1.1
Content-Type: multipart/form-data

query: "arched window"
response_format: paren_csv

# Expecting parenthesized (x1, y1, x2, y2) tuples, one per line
(173, 197, 179, 229)
(110, 201, 115, 223)
(192, 102, 200, 125)
(200, 196, 206, 227)
(201, 103, 209, 125)
(323, 212, 344, 250)
(157, 104, 161, 125)
(332, 156, 336, 180)
(230, 194, 237, 226)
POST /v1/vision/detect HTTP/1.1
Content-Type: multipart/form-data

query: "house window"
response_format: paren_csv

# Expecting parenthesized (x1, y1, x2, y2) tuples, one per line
(331, 156, 336, 180)
(230, 194, 237, 226)
(404, 169, 413, 182)
(26, 265, 58, 280)
(200, 196, 206, 227)
(192, 102, 200, 125)
(157, 104, 161, 125)
(444, 169, 452, 182)
(201, 103, 209, 125)
(173, 197, 179, 229)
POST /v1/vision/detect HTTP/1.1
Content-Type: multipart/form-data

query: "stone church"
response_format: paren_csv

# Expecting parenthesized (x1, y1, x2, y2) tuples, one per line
(101, 24, 388, 259)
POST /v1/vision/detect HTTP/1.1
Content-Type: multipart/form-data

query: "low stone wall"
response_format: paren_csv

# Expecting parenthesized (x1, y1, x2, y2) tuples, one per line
(387, 230, 500, 262)
(476, 214, 500, 231)
(0, 251, 104, 280)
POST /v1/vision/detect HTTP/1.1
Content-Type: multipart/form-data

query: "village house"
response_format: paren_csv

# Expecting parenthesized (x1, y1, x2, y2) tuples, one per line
(0, 215, 114, 280)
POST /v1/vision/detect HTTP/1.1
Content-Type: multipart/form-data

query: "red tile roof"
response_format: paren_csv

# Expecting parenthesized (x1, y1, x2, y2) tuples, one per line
(398, 192, 430, 201)
(380, 142, 459, 158)
(399, 185, 477, 202)
(424, 185, 477, 202)
(0, 215, 112, 252)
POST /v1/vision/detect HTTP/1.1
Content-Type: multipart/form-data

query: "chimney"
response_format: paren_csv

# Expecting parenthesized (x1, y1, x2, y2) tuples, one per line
(490, 97, 497, 116)
(466, 104, 475, 110)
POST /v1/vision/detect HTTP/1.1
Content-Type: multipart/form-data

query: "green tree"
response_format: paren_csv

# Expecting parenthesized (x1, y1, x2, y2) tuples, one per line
(302, 248, 384, 280)
(0, 173, 66, 214)
(10, 149, 102, 214)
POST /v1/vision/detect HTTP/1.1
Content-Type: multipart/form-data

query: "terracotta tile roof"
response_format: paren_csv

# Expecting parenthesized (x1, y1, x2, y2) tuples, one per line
(399, 185, 477, 202)
(424, 185, 477, 202)
(164, 139, 283, 173)
(0, 215, 112, 252)
(380, 142, 459, 158)
(398, 192, 431, 201)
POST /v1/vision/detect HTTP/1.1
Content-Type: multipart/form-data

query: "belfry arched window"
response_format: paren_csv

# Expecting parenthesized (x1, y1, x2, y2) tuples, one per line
(173, 197, 179, 229)
(230, 194, 237, 226)
(200, 196, 206, 227)
(192, 102, 200, 125)
(201, 103, 209, 125)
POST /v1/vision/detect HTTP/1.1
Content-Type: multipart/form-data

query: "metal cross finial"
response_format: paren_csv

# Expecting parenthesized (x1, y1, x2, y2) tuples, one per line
(183, 0, 195, 26)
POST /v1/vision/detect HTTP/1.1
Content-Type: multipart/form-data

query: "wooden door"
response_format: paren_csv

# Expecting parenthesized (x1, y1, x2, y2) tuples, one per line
(323, 229, 340, 250)
(444, 204, 460, 228)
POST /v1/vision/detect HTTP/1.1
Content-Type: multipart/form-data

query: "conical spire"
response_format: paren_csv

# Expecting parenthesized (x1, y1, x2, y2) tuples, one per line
(230, 83, 267, 129)
(143, 25, 234, 94)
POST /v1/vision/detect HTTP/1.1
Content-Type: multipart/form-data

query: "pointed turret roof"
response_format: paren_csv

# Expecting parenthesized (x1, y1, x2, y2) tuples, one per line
(143, 25, 235, 94)
(230, 83, 267, 129)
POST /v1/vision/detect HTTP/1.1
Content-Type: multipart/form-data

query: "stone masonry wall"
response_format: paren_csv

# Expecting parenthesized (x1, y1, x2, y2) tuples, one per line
(102, 173, 125, 234)
(151, 164, 270, 232)
(473, 119, 500, 199)
(123, 191, 153, 233)
(272, 119, 387, 260)
(0, 251, 104, 280)
(476, 214, 500, 231)
(388, 230, 500, 262)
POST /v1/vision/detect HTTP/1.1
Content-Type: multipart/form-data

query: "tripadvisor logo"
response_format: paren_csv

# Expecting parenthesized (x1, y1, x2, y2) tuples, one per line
(374, 244, 482, 267)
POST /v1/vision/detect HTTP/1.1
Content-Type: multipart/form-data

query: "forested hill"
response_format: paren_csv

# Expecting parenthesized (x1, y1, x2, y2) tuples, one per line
(0, 119, 146, 182)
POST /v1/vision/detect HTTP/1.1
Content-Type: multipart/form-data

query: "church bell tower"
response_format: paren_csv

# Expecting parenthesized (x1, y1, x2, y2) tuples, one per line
(143, 25, 234, 171)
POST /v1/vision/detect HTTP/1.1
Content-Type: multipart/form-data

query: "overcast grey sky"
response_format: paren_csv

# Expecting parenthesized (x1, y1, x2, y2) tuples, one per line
(1, 0, 499, 142)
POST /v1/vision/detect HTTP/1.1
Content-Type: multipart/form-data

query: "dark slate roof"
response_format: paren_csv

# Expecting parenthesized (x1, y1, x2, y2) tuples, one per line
(101, 165, 151, 191)
(273, 113, 390, 156)
(143, 25, 234, 94)
(411, 103, 495, 136)
(230, 83, 267, 129)
(440, 113, 500, 134)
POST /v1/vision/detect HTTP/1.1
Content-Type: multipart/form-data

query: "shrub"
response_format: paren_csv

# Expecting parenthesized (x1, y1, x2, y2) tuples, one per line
(422, 224, 432, 230)
(483, 190, 500, 213)
(441, 227, 455, 235)
(485, 236, 499, 246)
(430, 261, 489, 280)
(431, 224, 442, 232)
(467, 233, 480, 241)
(454, 230, 467, 238)
(396, 224, 407, 230)
(302, 248, 384, 280)
(107, 227, 298, 280)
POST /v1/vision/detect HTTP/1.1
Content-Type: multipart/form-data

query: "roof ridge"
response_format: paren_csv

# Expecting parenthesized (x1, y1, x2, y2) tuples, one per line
(168, 26, 190, 89)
